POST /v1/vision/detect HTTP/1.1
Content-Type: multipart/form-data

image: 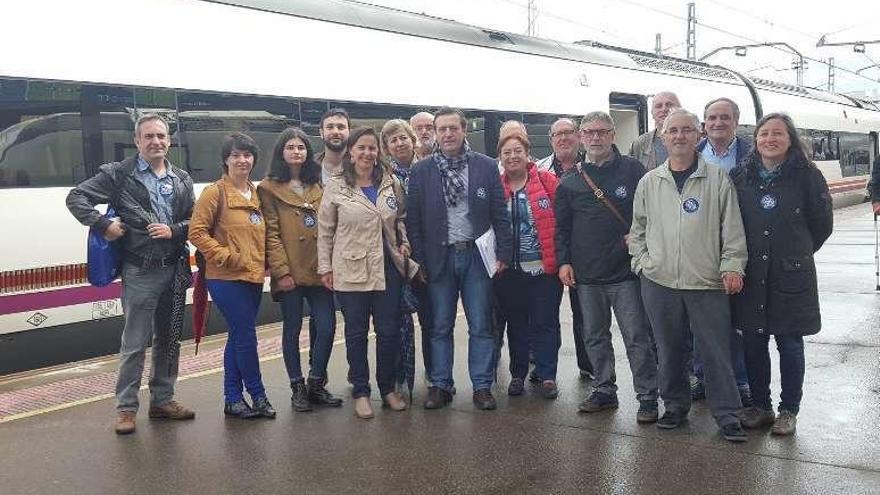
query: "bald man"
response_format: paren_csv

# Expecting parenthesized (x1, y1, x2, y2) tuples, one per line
(630, 91, 681, 170)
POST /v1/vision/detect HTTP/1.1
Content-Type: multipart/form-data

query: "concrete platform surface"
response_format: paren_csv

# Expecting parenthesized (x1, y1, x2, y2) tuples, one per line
(1, 203, 879, 495)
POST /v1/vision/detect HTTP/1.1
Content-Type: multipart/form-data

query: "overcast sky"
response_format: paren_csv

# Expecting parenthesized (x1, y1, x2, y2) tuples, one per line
(365, 0, 880, 98)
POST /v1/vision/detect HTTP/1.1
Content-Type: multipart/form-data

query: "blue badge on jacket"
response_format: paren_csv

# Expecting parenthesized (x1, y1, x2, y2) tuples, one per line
(614, 185, 627, 199)
(249, 211, 263, 225)
(303, 213, 316, 228)
(159, 182, 174, 196)
(386, 196, 398, 210)
(682, 198, 700, 213)
(760, 194, 777, 210)
(476, 187, 487, 199)
(537, 197, 551, 210)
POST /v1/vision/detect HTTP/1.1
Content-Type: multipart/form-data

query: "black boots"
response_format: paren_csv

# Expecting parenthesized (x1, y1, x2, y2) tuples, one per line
(307, 377, 343, 407)
(291, 380, 313, 412)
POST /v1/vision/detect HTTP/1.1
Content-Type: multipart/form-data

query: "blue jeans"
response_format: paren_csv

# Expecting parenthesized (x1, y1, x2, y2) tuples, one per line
(336, 258, 402, 398)
(495, 271, 562, 381)
(279, 285, 335, 383)
(743, 333, 805, 414)
(427, 246, 495, 392)
(690, 327, 750, 389)
(207, 279, 266, 404)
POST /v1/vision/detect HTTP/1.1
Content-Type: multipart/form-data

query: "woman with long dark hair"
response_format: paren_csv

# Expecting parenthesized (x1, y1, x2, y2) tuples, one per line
(258, 127, 342, 413)
(730, 113, 833, 436)
(317, 127, 419, 419)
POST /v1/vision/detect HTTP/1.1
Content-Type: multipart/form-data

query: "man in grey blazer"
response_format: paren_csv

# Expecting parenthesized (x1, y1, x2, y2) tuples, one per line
(629, 91, 681, 170)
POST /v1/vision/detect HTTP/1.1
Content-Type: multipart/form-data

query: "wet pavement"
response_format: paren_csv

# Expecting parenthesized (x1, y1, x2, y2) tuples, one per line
(1, 203, 879, 494)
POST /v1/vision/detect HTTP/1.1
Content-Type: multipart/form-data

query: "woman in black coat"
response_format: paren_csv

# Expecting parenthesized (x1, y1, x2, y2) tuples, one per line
(729, 113, 833, 436)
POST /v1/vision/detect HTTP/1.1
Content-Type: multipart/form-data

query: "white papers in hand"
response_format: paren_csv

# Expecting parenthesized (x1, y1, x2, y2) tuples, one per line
(475, 228, 497, 278)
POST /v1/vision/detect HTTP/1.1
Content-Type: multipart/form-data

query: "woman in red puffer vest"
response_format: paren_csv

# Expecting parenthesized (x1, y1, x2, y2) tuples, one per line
(496, 131, 563, 400)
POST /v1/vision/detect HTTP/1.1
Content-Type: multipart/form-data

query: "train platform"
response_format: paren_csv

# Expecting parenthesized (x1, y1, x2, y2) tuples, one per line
(1, 203, 879, 495)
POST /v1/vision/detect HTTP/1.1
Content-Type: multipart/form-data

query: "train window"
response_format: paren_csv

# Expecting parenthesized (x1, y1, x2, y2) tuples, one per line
(176, 91, 299, 182)
(465, 112, 488, 156)
(0, 78, 90, 188)
(839, 132, 872, 177)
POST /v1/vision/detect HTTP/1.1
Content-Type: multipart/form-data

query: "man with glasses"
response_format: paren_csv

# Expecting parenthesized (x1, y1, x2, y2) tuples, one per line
(407, 107, 512, 411)
(556, 112, 658, 423)
(410, 111, 436, 159)
(630, 91, 681, 170)
(537, 118, 594, 382)
(629, 108, 749, 442)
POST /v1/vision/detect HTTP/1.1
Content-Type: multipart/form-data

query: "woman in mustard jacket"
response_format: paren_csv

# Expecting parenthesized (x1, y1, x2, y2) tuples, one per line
(258, 127, 342, 412)
(317, 127, 418, 419)
(189, 133, 275, 420)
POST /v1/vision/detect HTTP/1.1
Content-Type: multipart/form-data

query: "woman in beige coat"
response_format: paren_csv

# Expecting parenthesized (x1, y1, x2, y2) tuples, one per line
(318, 127, 417, 419)
(258, 127, 342, 413)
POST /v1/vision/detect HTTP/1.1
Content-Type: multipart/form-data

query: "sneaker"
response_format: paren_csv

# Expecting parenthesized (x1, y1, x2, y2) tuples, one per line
(741, 406, 775, 429)
(307, 377, 343, 407)
(472, 389, 497, 410)
(291, 380, 313, 412)
(252, 397, 277, 419)
(115, 411, 136, 435)
(148, 400, 195, 420)
(577, 391, 619, 413)
(721, 422, 748, 442)
(738, 386, 753, 408)
(508, 377, 525, 396)
(541, 380, 559, 400)
(424, 386, 452, 409)
(690, 379, 706, 401)
(382, 392, 408, 411)
(656, 410, 687, 429)
(771, 410, 797, 436)
(224, 400, 259, 419)
(636, 400, 659, 423)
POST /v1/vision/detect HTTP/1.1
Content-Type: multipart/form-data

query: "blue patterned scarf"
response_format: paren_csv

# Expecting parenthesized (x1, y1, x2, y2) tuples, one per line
(433, 141, 472, 207)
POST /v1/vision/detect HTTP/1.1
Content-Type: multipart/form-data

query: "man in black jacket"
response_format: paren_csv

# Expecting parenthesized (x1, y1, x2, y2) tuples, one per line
(555, 111, 658, 423)
(66, 114, 195, 435)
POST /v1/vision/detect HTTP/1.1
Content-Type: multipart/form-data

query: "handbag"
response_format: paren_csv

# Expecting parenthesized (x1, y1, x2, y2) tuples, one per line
(87, 207, 122, 287)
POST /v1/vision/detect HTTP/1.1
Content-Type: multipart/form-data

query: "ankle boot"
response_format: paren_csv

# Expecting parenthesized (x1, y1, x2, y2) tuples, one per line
(307, 377, 343, 407)
(353, 396, 374, 419)
(383, 392, 408, 411)
(291, 380, 313, 412)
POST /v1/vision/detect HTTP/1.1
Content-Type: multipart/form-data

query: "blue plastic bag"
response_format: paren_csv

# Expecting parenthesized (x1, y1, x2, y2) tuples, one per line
(87, 208, 122, 286)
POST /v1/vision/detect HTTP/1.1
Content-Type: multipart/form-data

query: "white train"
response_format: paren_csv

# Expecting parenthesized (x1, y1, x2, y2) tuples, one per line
(1, 0, 878, 374)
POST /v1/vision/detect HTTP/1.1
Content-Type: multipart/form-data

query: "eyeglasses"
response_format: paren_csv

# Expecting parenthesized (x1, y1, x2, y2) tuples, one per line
(665, 127, 698, 136)
(550, 129, 577, 139)
(579, 128, 614, 138)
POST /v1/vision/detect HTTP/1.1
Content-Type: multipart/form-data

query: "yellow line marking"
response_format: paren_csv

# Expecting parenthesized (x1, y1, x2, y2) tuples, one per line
(1, 308, 458, 423)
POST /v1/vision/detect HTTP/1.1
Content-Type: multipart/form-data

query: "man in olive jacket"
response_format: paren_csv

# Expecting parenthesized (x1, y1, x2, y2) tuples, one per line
(65, 114, 195, 435)
(629, 109, 748, 442)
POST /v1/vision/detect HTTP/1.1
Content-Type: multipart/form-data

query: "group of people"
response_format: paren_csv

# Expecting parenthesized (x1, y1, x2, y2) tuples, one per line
(66, 90, 833, 443)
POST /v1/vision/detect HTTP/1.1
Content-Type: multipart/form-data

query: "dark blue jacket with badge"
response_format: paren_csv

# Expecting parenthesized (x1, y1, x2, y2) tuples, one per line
(555, 148, 645, 285)
(406, 151, 512, 282)
(729, 155, 833, 336)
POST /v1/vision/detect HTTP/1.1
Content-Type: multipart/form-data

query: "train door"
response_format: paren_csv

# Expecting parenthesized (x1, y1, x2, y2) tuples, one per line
(609, 93, 647, 153)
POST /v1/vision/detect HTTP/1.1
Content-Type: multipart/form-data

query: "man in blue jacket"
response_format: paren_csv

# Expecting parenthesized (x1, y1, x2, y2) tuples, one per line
(693, 97, 753, 406)
(407, 107, 513, 410)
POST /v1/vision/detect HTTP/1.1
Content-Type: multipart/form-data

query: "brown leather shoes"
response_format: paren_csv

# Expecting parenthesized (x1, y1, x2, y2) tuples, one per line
(353, 397, 374, 419)
(115, 411, 136, 435)
(148, 400, 195, 420)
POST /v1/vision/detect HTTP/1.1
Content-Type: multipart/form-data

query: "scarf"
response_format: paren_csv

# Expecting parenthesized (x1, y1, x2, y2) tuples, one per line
(433, 141, 472, 207)
(390, 157, 413, 195)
